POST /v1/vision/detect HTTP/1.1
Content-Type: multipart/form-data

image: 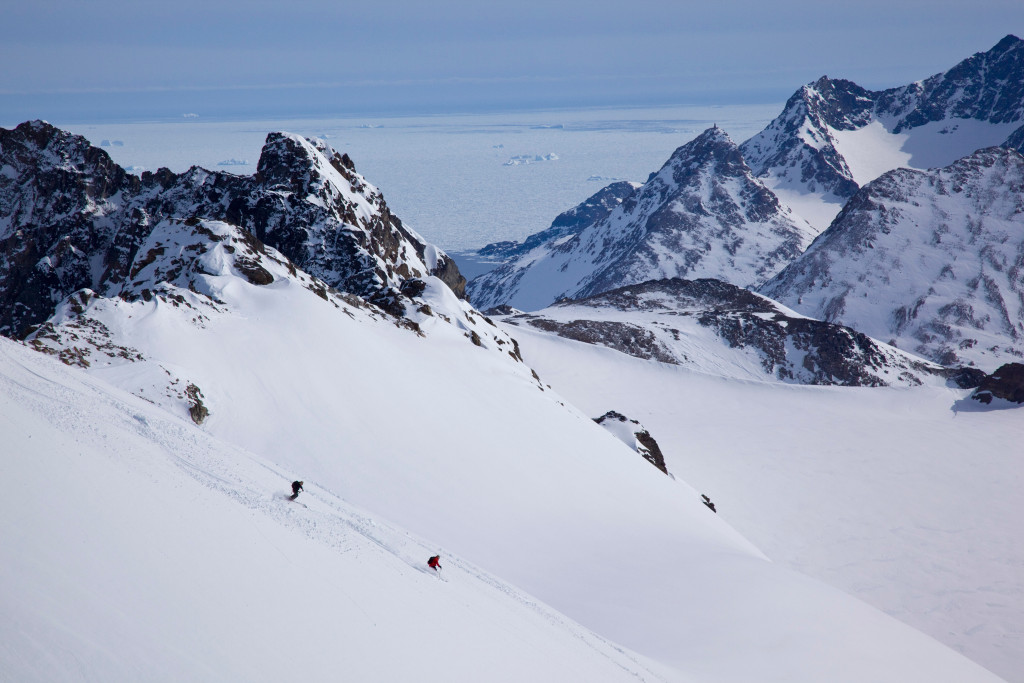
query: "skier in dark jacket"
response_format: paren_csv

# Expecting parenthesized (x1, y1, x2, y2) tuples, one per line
(290, 480, 304, 500)
(427, 555, 441, 571)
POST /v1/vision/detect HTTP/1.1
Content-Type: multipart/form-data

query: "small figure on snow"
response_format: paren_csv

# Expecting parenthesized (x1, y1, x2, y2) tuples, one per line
(427, 555, 442, 571)
(290, 480, 304, 500)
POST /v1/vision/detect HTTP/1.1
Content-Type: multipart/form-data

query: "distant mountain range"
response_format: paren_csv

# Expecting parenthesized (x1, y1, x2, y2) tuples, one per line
(466, 34, 1024, 370)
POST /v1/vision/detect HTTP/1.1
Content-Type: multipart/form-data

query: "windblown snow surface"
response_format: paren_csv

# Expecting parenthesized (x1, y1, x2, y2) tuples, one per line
(505, 322, 1024, 683)
(0, 258, 1008, 682)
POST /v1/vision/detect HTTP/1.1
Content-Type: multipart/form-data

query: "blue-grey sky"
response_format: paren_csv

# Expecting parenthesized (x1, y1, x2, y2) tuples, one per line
(2, 0, 1022, 122)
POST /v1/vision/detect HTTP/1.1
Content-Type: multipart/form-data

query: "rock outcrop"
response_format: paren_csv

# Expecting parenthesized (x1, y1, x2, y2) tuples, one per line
(0, 120, 465, 338)
(594, 410, 669, 474)
(970, 363, 1024, 404)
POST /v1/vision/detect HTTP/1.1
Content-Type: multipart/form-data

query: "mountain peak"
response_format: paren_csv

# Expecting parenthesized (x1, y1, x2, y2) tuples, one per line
(663, 125, 743, 176)
(689, 124, 734, 147)
(0, 121, 469, 336)
(991, 33, 1022, 53)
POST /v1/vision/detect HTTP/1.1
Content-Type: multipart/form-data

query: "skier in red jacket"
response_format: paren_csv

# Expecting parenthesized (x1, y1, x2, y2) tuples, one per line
(427, 555, 441, 571)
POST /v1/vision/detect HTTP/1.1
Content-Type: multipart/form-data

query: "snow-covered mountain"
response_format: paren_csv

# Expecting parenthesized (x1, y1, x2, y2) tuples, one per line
(741, 34, 1024, 231)
(496, 277, 983, 387)
(761, 146, 1024, 369)
(468, 127, 815, 311)
(1, 121, 1012, 682)
(0, 120, 466, 338)
(466, 36, 1024, 371)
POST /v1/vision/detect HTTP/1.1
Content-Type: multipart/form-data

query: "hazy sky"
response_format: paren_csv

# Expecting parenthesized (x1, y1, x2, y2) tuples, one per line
(2, 0, 1022, 122)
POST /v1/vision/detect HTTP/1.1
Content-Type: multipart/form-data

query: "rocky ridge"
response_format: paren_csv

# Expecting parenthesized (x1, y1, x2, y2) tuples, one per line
(499, 278, 982, 388)
(0, 120, 466, 338)
(473, 181, 640, 263)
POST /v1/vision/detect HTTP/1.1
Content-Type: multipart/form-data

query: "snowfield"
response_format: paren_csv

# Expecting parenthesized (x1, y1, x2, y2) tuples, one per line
(0, 337, 675, 683)
(505, 322, 1024, 682)
(0, 257, 1011, 681)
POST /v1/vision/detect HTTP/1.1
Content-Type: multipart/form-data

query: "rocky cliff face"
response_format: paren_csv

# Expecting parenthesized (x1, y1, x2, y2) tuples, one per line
(761, 146, 1024, 370)
(499, 278, 978, 388)
(0, 121, 465, 338)
(468, 127, 813, 311)
(970, 363, 1024, 405)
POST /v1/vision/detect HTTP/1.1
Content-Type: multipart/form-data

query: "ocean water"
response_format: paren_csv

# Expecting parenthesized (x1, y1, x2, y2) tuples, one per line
(57, 104, 780, 253)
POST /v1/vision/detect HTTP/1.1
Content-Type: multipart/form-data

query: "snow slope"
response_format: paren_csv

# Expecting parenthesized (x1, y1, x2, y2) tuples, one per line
(506, 323, 1024, 683)
(0, 337, 672, 683)
(2, 245, 1008, 682)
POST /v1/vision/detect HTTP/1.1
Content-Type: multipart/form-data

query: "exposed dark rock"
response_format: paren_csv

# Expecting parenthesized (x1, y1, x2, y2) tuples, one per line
(634, 429, 668, 475)
(234, 257, 274, 285)
(527, 318, 678, 365)
(482, 305, 521, 317)
(970, 363, 1024, 404)
(399, 278, 427, 298)
(934, 366, 988, 389)
(594, 410, 669, 474)
(185, 383, 210, 424)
